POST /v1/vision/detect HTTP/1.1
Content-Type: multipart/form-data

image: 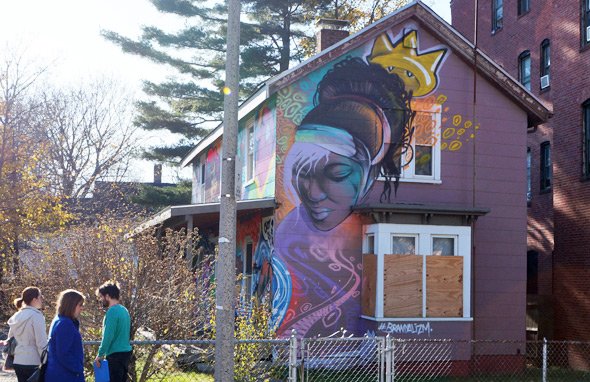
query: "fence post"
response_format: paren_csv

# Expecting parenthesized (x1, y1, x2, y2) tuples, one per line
(385, 335, 393, 382)
(289, 330, 298, 382)
(542, 337, 547, 382)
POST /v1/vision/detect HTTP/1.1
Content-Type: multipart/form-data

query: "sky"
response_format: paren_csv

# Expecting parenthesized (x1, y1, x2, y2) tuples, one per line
(0, 0, 451, 183)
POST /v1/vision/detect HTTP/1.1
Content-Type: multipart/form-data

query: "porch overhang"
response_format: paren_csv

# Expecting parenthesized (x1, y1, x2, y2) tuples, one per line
(353, 203, 490, 225)
(131, 197, 277, 236)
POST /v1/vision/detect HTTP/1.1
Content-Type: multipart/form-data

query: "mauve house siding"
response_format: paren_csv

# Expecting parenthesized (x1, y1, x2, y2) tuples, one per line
(272, 18, 529, 340)
(390, 67, 528, 341)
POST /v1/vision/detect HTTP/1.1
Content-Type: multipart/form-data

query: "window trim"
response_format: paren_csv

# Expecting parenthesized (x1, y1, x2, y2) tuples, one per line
(540, 40, 550, 90)
(197, 160, 206, 203)
(245, 120, 256, 184)
(380, 105, 442, 184)
(582, 0, 590, 47)
(492, 0, 504, 33)
(583, 100, 590, 178)
(540, 141, 552, 192)
(363, 223, 472, 320)
(519, 50, 531, 91)
(241, 238, 254, 306)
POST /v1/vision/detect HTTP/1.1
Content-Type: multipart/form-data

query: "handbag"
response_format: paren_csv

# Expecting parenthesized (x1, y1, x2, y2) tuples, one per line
(3, 354, 14, 371)
(2, 337, 17, 371)
(27, 347, 48, 382)
(5, 336, 17, 355)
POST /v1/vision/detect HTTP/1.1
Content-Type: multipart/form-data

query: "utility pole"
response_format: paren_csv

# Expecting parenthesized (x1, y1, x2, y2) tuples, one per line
(215, 0, 240, 380)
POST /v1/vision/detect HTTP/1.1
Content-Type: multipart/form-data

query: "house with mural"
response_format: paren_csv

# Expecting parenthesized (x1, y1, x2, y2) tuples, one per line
(138, 1, 549, 348)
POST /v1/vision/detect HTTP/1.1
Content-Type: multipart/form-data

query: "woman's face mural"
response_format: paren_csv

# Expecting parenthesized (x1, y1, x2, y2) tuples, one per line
(294, 151, 363, 231)
(274, 28, 448, 337)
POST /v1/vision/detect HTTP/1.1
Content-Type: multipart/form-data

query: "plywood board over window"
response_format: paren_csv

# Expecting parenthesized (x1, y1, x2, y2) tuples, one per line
(361, 254, 377, 316)
(383, 254, 423, 317)
(426, 256, 463, 317)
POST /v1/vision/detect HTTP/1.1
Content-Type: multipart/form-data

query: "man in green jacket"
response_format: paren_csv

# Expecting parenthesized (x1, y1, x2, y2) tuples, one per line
(94, 281, 132, 382)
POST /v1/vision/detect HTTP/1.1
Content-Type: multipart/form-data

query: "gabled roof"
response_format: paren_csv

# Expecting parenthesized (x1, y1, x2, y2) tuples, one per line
(180, 0, 551, 168)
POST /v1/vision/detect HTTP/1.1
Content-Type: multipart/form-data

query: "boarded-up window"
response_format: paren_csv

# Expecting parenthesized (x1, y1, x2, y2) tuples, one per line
(362, 224, 470, 319)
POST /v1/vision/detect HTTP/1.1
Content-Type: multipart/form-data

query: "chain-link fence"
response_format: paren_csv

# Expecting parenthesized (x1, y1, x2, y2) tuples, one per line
(3, 336, 590, 381)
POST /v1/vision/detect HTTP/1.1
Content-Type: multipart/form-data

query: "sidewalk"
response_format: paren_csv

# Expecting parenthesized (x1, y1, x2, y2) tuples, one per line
(0, 369, 16, 382)
(0, 354, 17, 382)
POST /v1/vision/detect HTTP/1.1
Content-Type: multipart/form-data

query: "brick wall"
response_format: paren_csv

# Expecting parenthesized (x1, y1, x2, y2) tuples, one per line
(452, 0, 590, 344)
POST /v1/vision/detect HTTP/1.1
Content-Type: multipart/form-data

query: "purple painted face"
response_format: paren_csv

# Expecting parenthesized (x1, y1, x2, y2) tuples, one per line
(294, 152, 363, 231)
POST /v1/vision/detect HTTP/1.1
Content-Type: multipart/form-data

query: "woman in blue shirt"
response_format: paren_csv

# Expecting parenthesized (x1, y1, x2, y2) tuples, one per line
(45, 289, 85, 382)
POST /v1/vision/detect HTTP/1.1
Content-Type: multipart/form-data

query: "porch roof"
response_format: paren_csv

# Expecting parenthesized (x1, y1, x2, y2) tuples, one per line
(131, 197, 276, 236)
(353, 202, 490, 224)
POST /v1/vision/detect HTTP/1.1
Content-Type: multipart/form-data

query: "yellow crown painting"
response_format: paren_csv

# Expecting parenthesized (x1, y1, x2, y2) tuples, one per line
(368, 29, 447, 97)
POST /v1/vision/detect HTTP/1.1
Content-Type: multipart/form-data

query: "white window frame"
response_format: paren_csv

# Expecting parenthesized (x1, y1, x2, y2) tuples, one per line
(196, 159, 206, 203)
(379, 105, 442, 184)
(365, 234, 375, 254)
(241, 238, 254, 307)
(245, 120, 255, 185)
(363, 223, 471, 321)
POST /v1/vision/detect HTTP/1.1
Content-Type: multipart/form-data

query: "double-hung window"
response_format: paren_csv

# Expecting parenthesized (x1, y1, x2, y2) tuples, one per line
(540, 40, 550, 89)
(245, 121, 255, 183)
(397, 100, 441, 183)
(583, 0, 590, 46)
(362, 224, 471, 320)
(540, 142, 552, 191)
(583, 100, 590, 177)
(492, 0, 504, 33)
(519, 51, 531, 91)
(518, 0, 530, 16)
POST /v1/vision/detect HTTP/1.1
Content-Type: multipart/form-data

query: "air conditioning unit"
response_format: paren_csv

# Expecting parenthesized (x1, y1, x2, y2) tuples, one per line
(540, 75, 550, 89)
(587, 26, 590, 42)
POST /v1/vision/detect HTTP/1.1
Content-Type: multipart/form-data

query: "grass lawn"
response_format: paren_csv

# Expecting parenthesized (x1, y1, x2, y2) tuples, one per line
(124, 365, 590, 381)
(302, 367, 590, 382)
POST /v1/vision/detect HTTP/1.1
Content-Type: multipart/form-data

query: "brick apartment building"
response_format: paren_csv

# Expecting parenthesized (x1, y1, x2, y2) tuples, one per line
(451, 0, 590, 349)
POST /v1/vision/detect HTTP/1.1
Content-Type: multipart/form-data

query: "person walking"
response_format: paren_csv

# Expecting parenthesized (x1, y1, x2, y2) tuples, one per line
(94, 281, 132, 382)
(6, 287, 47, 382)
(45, 289, 85, 382)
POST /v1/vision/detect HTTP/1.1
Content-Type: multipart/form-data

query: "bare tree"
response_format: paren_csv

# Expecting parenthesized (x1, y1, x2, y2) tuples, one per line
(0, 48, 69, 277)
(39, 79, 139, 199)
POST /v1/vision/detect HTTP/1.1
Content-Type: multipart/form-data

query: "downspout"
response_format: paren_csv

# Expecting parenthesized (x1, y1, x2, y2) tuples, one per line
(471, 0, 479, 344)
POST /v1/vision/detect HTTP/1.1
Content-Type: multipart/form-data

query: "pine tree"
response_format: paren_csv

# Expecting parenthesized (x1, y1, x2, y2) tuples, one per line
(103, 0, 408, 163)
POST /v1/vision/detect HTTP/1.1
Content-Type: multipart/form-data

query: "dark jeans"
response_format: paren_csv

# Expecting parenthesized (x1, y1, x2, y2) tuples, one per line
(107, 351, 132, 382)
(13, 364, 37, 382)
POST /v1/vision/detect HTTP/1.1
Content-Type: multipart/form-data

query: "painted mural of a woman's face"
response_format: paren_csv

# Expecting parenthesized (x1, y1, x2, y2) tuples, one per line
(294, 151, 363, 231)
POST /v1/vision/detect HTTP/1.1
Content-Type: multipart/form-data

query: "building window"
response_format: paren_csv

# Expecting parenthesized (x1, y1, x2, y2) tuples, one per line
(492, 0, 504, 32)
(200, 162, 206, 202)
(366, 234, 375, 254)
(540, 142, 552, 191)
(394, 102, 441, 183)
(583, 0, 590, 46)
(583, 100, 590, 177)
(519, 51, 531, 90)
(518, 0, 530, 15)
(527, 148, 532, 203)
(240, 240, 254, 309)
(362, 224, 471, 319)
(540, 40, 550, 89)
(245, 122, 255, 182)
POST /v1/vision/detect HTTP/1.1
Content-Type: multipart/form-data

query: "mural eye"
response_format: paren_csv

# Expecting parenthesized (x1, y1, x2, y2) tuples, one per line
(406, 70, 415, 78)
(387, 66, 394, 72)
(325, 164, 353, 181)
